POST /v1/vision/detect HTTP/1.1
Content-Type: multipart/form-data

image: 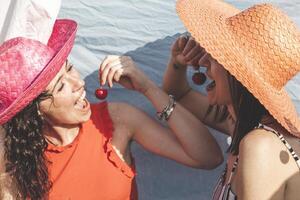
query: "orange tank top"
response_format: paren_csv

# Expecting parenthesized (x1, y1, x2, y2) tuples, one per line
(45, 102, 137, 200)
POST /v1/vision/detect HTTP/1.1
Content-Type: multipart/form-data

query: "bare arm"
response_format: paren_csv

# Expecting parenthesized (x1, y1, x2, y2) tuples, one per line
(163, 36, 233, 135)
(236, 129, 297, 199)
(144, 83, 223, 169)
(110, 102, 222, 169)
(100, 55, 224, 169)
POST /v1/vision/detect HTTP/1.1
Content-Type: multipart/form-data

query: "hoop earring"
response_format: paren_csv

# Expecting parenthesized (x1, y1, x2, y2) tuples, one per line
(36, 102, 45, 121)
(37, 109, 41, 116)
(37, 109, 45, 120)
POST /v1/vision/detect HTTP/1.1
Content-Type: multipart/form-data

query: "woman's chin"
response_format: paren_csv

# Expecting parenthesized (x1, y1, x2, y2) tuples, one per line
(80, 109, 92, 122)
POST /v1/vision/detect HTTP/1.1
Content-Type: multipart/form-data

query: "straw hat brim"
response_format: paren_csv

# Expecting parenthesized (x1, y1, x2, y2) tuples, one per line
(176, 0, 300, 137)
(0, 19, 77, 124)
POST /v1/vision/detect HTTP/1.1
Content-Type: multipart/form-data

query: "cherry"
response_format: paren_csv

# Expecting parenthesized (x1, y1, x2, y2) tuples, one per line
(95, 88, 108, 100)
(192, 72, 206, 85)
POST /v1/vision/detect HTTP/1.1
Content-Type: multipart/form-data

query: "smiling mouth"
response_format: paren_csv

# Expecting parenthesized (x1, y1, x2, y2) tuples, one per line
(75, 90, 88, 109)
(206, 80, 216, 91)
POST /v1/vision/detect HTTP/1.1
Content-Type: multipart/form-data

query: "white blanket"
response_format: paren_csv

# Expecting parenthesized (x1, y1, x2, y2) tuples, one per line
(59, 1, 300, 199)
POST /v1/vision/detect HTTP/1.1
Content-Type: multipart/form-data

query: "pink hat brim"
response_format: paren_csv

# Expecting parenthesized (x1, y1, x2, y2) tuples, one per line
(0, 19, 77, 124)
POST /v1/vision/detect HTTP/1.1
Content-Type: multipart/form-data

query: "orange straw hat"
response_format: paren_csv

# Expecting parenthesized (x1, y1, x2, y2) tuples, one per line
(176, 0, 300, 137)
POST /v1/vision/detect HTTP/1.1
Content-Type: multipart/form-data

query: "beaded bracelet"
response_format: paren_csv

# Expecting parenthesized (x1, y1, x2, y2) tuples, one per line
(157, 95, 176, 121)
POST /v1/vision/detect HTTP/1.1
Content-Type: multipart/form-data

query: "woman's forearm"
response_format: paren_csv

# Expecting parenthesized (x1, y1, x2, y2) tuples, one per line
(144, 82, 223, 168)
(162, 57, 191, 99)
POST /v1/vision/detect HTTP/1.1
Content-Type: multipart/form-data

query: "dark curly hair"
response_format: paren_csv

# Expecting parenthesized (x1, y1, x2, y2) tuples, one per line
(3, 92, 52, 199)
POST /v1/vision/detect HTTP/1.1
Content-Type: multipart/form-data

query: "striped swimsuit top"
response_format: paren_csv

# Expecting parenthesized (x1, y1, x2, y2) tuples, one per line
(212, 123, 300, 200)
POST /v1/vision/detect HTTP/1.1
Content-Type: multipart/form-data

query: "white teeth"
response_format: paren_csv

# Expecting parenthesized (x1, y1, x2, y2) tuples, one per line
(75, 100, 85, 109)
(75, 91, 86, 109)
(79, 91, 86, 101)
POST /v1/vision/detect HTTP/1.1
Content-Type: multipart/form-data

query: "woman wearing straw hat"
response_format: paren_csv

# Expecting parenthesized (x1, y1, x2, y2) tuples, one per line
(0, 17, 224, 200)
(163, 0, 300, 199)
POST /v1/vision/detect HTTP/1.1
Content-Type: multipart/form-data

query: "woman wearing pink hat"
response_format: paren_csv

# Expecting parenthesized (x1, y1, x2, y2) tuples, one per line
(0, 17, 223, 199)
(163, 0, 300, 199)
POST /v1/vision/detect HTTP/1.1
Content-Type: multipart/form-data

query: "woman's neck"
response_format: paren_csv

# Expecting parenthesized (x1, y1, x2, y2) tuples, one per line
(43, 123, 80, 146)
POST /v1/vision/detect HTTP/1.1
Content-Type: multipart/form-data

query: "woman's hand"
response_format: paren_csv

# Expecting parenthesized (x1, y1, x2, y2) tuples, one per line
(99, 55, 154, 94)
(171, 36, 205, 68)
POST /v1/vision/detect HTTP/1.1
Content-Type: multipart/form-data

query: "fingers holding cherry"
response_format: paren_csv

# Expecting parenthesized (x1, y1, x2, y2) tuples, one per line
(95, 68, 108, 100)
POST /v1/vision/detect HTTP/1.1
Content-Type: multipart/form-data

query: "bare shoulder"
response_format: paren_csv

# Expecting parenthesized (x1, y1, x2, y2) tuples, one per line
(236, 128, 300, 198)
(107, 102, 128, 119)
(240, 128, 279, 150)
(107, 102, 140, 123)
(239, 128, 285, 161)
(239, 128, 298, 175)
(106, 102, 144, 136)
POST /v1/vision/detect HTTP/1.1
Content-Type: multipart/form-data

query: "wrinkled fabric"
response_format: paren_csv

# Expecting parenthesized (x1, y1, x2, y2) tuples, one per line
(0, 0, 61, 44)
(58, 1, 300, 199)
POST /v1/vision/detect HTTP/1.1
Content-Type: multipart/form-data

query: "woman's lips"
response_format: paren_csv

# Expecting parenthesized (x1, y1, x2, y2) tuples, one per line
(206, 80, 216, 91)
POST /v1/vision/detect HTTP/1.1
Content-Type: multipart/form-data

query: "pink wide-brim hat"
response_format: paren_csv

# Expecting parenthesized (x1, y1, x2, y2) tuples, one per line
(0, 19, 77, 125)
(176, 0, 300, 137)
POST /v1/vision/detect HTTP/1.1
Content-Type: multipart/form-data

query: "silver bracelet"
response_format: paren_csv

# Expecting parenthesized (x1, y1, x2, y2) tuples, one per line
(157, 95, 176, 121)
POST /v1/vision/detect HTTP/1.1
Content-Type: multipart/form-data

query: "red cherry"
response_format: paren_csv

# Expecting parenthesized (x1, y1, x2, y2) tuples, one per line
(95, 88, 108, 100)
(192, 72, 206, 85)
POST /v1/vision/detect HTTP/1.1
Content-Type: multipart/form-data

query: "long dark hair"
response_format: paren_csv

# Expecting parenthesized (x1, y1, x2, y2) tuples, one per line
(227, 73, 269, 155)
(207, 72, 269, 155)
(3, 92, 52, 199)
